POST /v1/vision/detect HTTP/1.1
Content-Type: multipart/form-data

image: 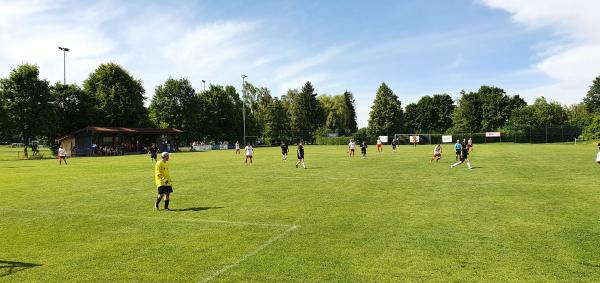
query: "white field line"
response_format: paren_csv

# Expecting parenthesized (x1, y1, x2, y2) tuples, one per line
(1, 207, 300, 282)
(199, 224, 299, 283)
(0, 207, 290, 228)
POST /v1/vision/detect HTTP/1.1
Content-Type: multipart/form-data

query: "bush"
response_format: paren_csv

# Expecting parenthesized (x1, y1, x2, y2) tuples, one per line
(352, 128, 376, 144)
(315, 136, 351, 145)
(583, 115, 600, 140)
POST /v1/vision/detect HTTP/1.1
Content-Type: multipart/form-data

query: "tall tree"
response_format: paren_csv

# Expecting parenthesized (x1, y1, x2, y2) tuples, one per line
(343, 91, 358, 134)
(243, 81, 272, 139)
(289, 82, 325, 142)
(431, 94, 455, 133)
(368, 82, 403, 136)
(50, 83, 99, 137)
(479, 86, 510, 131)
(451, 90, 482, 133)
(0, 64, 53, 158)
(529, 97, 568, 126)
(583, 75, 600, 113)
(403, 103, 419, 133)
(567, 103, 592, 128)
(149, 77, 200, 142)
(83, 63, 148, 127)
(197, 85, 242, 142)
(263, 98, 291, 143)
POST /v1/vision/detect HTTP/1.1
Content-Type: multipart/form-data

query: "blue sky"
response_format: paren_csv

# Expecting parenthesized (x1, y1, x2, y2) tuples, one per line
(1, 0, 598, 127)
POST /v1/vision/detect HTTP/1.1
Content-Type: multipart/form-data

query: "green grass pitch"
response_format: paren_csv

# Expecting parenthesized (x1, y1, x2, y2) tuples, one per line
(1, 143, 600, 281)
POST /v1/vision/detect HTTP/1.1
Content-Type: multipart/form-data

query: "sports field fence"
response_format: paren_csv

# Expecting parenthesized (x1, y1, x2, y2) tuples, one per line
(392, 125, 582, 145)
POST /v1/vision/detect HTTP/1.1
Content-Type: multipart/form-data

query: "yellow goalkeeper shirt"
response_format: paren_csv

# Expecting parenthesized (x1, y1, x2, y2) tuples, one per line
(154, 160, 172, 187)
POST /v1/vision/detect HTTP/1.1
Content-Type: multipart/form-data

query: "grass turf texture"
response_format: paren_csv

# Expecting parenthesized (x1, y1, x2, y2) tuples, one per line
(1, 143, 600, 281)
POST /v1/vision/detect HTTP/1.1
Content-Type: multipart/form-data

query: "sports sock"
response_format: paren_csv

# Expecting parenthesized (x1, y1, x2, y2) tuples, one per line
(467, 161, 472, 168)
(164, 200, 169, 209)
(155, 197, 161, 207)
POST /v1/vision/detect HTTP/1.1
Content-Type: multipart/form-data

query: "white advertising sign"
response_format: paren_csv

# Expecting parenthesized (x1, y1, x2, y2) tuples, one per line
(379, 136, 388, 143)
(485, 132, 501, 137)
(442, 135, 453, 143)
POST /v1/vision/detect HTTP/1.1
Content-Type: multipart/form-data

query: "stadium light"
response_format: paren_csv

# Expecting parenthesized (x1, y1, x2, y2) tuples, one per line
(202, 80, 206, 91)
(58, 46, 70, 84)
(241, 75, 248, 145)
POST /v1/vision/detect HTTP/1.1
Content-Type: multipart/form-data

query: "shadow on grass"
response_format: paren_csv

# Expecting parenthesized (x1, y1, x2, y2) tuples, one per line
(0, 260, 42, 277)
(170, 207, 224, 212)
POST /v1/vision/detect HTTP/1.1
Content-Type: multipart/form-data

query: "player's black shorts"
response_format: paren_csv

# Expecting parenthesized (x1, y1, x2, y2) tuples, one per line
(158, 186, 173, 194)
(297, 154, 304, 159)
(282, 151, 287, 155)
(455, 149, 460, 155)
(151, 154, 157, 159)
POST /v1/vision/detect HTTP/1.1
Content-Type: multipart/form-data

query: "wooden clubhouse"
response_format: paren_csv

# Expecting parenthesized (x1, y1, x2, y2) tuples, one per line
(57, 126, 183, 157)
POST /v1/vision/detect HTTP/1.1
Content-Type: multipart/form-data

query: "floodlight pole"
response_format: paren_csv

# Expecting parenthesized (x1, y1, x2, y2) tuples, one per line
(202, 80, 206, 91)
(241, 75, 248, 145)
(58, 46, 70, 84)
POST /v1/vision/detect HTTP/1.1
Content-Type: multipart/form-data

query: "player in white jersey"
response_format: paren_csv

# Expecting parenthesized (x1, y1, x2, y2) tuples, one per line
(429, 144, 442, 163)
(235, 141, 241, 155)
(244, 143, 253, 166)
(348, 140, 356, 157)
(377, 137, 383, 152)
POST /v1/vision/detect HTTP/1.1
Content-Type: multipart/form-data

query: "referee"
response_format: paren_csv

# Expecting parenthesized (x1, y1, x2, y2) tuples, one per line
(154, 152, 173, 210)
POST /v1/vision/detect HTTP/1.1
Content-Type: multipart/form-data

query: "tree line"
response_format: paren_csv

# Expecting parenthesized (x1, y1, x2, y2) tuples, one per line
(1, 62, 600, 157)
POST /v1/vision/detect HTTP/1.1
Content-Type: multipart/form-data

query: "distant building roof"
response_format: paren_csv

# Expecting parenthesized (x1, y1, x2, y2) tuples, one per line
(58, 126, 183, 141)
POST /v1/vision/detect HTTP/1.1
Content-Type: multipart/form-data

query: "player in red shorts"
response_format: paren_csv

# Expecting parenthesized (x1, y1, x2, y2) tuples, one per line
(376, 137, 383, 152)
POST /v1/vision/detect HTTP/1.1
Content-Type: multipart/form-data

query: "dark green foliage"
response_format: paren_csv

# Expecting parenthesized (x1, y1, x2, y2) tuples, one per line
(583, 115, 600, 139)
(50, 83, 99, 137)
(0, 64, 54, 157)
(452, 86, 526, 133)
(368, 82, 403, 136)
(196, 84, 243, 142)
(149, 77, 201, 142)
(263, 98, 291, 144)
(289, 82, 325, 142)
(83, 63, 148, 127)
(583, 75, 600, 113)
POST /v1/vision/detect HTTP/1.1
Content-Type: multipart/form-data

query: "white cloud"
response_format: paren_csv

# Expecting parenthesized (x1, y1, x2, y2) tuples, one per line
(480, 0, 600, 105)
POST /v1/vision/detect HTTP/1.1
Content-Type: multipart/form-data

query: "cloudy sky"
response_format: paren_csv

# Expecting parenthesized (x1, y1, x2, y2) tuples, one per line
(1, 0, 598, 127)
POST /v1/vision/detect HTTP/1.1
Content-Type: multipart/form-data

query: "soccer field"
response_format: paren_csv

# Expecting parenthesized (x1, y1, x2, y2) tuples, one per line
(1, 144, 600, 281)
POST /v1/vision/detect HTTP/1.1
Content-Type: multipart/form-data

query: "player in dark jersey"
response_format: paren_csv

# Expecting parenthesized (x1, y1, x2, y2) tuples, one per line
(391, 138, 398, 152)
(295, 140, 306, 169)
(451, 144, 472, 169)
(148, 143, 158, 163)
(281, 142, 289, 161)
(360, 141, 368, 159)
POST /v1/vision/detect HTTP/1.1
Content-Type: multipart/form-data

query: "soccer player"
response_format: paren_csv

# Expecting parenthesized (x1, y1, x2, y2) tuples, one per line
(596, 142, 600, 164)
(57, 144, 67, 165)
(360, 140, 368, 159)
(451, 144, 472, 169)
(412, 136, 417, 147)
(430, 144, 442, 163)
(154, 152, 173, 210)
(377, 137, 383, 152)
(235, 141, 241, 155)
(348, 139, 356, 157)
(454, 140, 462, 161)
(392, 138, 398, 152)
(281, 142, 289, 161)
(467, 138, 473, 152)
(244, 143, 253, 166)
(295, 140, 306, 169)
(148, 143, 158, 163)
